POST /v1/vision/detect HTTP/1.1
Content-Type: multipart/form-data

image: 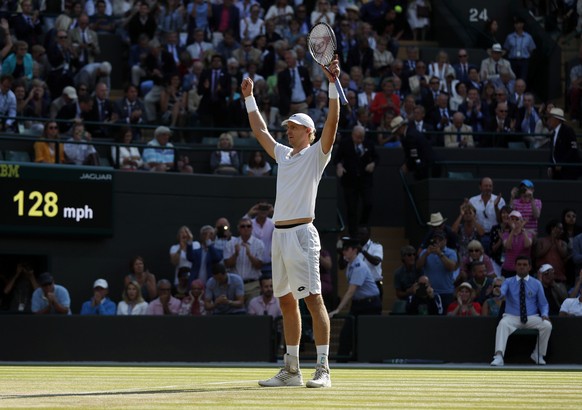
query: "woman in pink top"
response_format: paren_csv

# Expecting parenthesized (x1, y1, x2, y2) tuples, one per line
(510, 179, 542, 234)
(501, 210, 533, 277)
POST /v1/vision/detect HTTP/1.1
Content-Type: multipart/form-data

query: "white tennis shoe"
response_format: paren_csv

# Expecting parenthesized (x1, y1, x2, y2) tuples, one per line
(490, 354, 504, 366)
(306, 365, 331, 388)
(258, 354, 304, 387)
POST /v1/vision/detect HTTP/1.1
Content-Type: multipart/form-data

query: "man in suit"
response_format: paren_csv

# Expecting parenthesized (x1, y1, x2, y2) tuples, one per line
(12, 0, 42, 47)
(490, 256, 551, 366)
(480, 43, 515, 84)
(458, 87, 489, 133)
(453, 49, 477, 84)
(465, 67, 484, 93)
(420, 76, 441, 110)
(277, 49, 312, 117)
(392, 115, 437, 180)
(334, 125, 378, 236)
(484, 101, 515, 147)
(197, 53, 231, 132)
(70, 13, 100, 69)
(444, 112, 474, 148)
(186, 225, 223, 286)
(408, 60, 429, 100)
(546, 107, 582, 180)
(410, 105, 435, 145)
(85, 82, 113, 139)
(113, 84, 148, 140)
(429, 93, 453, 146)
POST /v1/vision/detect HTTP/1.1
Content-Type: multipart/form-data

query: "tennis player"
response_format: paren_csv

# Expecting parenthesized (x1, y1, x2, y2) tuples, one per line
(241, 57, 340, 388)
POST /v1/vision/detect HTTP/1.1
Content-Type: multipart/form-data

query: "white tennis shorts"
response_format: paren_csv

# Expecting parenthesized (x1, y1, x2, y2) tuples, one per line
(272, 223, 321, 300)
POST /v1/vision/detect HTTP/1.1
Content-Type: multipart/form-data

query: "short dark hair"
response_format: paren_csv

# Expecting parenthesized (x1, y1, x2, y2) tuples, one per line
(515, 255, 531, 265)
(212, 262, 227, 275)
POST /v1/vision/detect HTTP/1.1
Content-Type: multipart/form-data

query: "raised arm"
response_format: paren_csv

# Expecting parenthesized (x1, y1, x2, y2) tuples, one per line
(241, 78, 276, 159)
(319, 56, 341, 155)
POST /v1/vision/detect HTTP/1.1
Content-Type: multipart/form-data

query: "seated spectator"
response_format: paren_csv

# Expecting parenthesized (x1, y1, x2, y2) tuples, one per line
(458, 87, 488, 134)
(116, 280, 149, 315)
(258, 98, 282, 141)
(509, 179, 542, 235)
(142, 126, 175, 172)
(535, 220, 568, 283)
(245, 202, 275, 276)
(447, 282, 481, 316)
(31, 272, 71, 315)
(247, 276, 282, 317)
(466, 260, 494, 304)
(23, 79, 50, 122)
(177, 279, 206, 316)
(559, 284, 582, 316)
(393, 245, 422, 300)
(210, 132, 240, 175)
(406, 275, 444, 315)
(459, 240, 496, 281)
(34, 121, 65, 164)
(204, 262, 246, 315)
(80, 278, 116, 315)
(73, 61, 111, 95)
(146, 279, 181, 315)
(113, 84, 148, 141)
(159, 73, 187, 128)
(538, 264, 568, 316)
(481, 277, 505, 317)
(3, 261, 38, 313)
(451, 202, 485, 261)
(124, 256, 157, 302)
(64, 122, 100, 165)
(417, 230, 458, 309)
(172, 267, 191, 301)
(0, 74, 16, 132)
(484, 101, 515, 147)
(490, 256, 551, 366)
(2, 40, 33, 82)
(111, 126, 143, 170)
(243, 150, 272, 176)
(444, 112, 474, 148)
(501, 210, 533, 277)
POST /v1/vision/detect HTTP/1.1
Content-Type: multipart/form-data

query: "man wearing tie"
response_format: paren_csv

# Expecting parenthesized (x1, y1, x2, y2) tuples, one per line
(70, 13, 101, 69)
(546, 107, 582, 180)
(490, 256, 551, 366)
(453, 49, 476, 84)
(334, 125, 378, 236)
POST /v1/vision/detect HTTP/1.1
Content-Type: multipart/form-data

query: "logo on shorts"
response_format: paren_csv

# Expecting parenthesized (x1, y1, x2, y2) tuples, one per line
(297, 286, 306, 292)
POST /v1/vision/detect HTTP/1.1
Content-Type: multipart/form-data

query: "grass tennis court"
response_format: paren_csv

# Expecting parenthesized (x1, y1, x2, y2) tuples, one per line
(0, 365, 581, 409)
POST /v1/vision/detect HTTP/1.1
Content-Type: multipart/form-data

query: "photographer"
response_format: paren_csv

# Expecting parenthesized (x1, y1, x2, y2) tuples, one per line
(406, 275, 443, 315)
(509, 179, 542, 235)
(416, 230, 458, 310)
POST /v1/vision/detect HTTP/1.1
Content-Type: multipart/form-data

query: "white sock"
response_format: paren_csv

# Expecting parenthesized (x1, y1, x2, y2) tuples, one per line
(316, 345, 329, 366)
(287, 345, 299, 357)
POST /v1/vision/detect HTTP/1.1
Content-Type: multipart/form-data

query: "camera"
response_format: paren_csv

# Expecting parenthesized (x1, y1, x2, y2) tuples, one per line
(216, 225, 228, 238)
(429, 238, 436, 246)
(416, 283, 428, 297)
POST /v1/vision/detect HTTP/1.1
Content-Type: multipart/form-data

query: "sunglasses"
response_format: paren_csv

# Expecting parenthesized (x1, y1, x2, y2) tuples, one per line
(458, 54, 467, 57)
(191, 287, 203, 290)
(404, 253, 415, 256)
(48, 125, 58, 129)
(159, 288, 171, 292)
(468, 249, 481, 252)
(58, 35, 68, 39)
(239, 224, 252, 228)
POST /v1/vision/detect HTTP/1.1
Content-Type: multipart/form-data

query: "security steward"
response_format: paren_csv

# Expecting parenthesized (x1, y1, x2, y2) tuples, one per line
(329, 237, 382, 361)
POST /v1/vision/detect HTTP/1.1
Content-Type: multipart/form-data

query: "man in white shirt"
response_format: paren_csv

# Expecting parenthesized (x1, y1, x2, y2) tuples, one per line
(469, 177, 506, 252)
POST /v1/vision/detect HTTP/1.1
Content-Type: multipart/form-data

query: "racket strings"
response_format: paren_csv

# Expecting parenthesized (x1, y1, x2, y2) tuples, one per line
(308, 25, 336, 66)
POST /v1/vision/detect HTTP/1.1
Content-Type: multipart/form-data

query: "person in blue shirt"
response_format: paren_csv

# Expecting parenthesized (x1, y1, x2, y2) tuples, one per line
(80, 279, 117, 315)
(490, 256, 551, 366)
(31, 272, 71, 315)
(330, 237, 381, 361)
(503, 17, 536, 81)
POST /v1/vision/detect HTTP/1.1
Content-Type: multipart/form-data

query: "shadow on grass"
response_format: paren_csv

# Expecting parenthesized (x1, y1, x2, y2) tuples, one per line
(0, 386, 266, 400)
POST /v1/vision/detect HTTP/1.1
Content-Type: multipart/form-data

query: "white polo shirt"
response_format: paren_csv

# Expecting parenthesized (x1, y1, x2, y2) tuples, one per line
(272, 140, 331, 223)
(560, 297, 582, 316)
(362, 239, 383, 281)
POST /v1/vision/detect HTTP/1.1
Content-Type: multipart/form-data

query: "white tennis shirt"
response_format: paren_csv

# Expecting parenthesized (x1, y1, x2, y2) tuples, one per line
(272, 140, 331, 223)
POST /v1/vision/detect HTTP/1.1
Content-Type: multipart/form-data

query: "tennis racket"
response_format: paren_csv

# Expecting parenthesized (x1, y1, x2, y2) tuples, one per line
(307, 22, 348, 106)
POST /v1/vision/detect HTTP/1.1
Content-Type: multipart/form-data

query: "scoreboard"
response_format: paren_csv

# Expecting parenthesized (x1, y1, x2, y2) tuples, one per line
(0, 163, 113, 236)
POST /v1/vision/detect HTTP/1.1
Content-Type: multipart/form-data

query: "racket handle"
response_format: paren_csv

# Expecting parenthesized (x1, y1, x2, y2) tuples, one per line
(334, 78, 348, 105)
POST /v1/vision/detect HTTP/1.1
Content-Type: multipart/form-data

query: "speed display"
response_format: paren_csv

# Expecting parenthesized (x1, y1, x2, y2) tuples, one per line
(0, 163, 113, 235)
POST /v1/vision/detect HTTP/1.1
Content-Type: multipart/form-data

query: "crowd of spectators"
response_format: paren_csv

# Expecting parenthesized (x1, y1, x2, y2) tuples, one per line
(0, 0, 579, 176)
(393, 176, 582, 320)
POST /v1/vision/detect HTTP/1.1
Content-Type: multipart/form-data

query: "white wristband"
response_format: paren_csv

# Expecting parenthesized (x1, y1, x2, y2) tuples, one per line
(245, 95, 258, 112)
(328, 83, 339, 99)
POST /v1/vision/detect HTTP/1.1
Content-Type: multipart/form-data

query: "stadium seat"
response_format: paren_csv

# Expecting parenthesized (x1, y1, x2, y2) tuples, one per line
(4, 150, 31, 163)
(447, 171, 474, 179)
(507, 142, 528, 149)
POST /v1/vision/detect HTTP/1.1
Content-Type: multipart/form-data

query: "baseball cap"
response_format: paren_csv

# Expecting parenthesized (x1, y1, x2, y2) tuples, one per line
(520, 179, 534, 188)
(538, 264, 553, 274)
(458, 282, 473, 290)
(281, 113, 315, 130)
(63, 86, 78, 100)
(509, 210, 523, 219)
(341, 237, 360, 249)
(93, 278, 109, 289)
(38, 272, 54, 286)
